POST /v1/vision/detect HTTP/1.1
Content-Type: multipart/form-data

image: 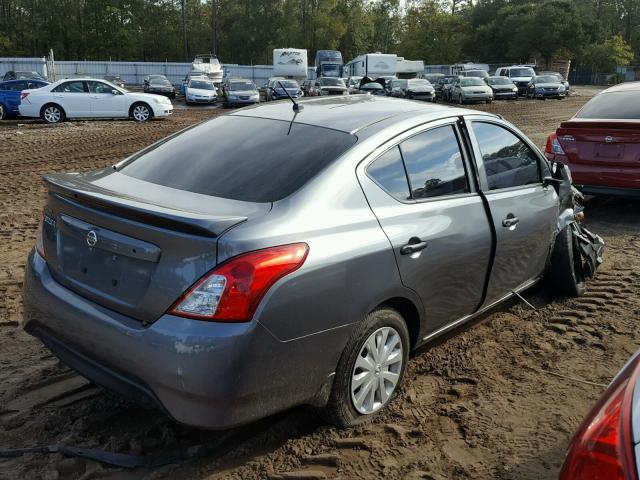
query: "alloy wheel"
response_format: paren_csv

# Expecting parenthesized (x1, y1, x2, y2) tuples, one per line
(350, 326, 403, 415)
(43, 106, 61, 123)
(132, 105, 150, 122)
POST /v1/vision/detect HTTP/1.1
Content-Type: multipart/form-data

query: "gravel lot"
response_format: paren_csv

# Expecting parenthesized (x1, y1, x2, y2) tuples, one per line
(1, 88, 639, 480)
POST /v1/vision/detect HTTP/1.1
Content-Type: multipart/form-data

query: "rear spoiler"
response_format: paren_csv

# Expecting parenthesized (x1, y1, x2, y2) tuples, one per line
(43, 174, 246, 238)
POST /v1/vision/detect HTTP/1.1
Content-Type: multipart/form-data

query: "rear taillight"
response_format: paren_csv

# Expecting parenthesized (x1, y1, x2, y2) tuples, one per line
(545, 132, 566, 156)
(169, 243, 309, 322)
(20, 92, 29, 101)
(560, 355, 640, 480)
(35, 212, 45, 259)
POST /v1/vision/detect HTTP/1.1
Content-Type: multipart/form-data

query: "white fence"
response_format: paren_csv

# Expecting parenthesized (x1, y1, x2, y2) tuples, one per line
(0, 57, 315, 86)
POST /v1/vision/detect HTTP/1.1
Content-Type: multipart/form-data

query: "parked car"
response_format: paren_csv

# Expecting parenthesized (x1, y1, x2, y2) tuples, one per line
(560, 350, 640, 479)
(538, 71, 570, 93)
(346, 76, 363, 94)
(450, 77, 493, 104)
(18, 78, 172, 123)
(103, 75, 125, 88)
(144, 77, 176, 99)
(436, 75, 459, 101)
(264, 78, 302, 102)
(423, 73, 444, 85)
(144, 74, 168, 87)
(374, 75, 397, 95)
(544, 82, 640, 198)
(315, 77, 348, 96)
(180, 71, 209, 96)
(22, 96, 603, 431)
(460, 69, 489, 79)
(301, 79, 319, 97)
(526, 75, 566, 100)
(389, 78, 436, 102)
(495, 66, 536, 96)
(485, 76, 518, 100)
(358, 82, 386, 95)
(185, 78, 217, 105)
(0, 79, 49, 119)
(222, 78, 259, 107)
(3, 70, 46, 81)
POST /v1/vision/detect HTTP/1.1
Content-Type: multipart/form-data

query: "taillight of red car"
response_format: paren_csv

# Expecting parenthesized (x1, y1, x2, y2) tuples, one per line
(169, 243, 309, 322)
(545, 132, 566, 156)
(560, 354, 640, 480)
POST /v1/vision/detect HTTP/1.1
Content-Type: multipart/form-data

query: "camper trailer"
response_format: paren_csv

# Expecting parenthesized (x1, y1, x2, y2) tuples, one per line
(191, 54, 223, 84)
(449, 62, 490, 76)
(315, 50, 343, 78)
(273, 48, 308, 81)
(343, 53, 397, 78)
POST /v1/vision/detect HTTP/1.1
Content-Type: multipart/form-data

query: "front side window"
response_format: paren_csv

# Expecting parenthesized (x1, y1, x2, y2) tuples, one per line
(472, 122, 541, 190)
(53, 81, 86, 93)
(88, 81, 114, 94)
(366, 146, 410, 201)
(400, 125, 470, 199)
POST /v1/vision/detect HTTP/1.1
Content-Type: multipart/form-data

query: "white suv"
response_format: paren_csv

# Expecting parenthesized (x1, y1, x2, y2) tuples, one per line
(495, 66, 536, 96)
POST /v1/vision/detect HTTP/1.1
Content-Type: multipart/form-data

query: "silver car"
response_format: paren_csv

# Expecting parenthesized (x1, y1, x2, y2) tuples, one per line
(222, 78, 260, 107)
(451, 77, 494, 104)
(22, 96, 603, 429)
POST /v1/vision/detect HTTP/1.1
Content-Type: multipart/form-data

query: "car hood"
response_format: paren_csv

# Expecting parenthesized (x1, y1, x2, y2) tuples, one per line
(274, 87, 300, 95)
(491, 84, 516, 90)
(228, 89, 258, 96)
(461, 85, 491, 92)
(320, 85, 347, 90)
(535, 82, 562, 88)
(510, 77, 532, 82)
(128, 92, 171, 102)
(148, 85, 174, 90)
(187, 88, 216, 96)
(407, 86, 434, 93)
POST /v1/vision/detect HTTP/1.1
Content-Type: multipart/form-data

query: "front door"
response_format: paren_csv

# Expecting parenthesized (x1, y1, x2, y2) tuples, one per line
(87, 81, 126, 117)
(466, 119, 558, 306)
(358, 120, 493, 335)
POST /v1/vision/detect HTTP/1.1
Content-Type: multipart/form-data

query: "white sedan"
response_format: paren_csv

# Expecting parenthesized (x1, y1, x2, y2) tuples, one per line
(184, 78, 217, 105)
(19, 78, 173, 123)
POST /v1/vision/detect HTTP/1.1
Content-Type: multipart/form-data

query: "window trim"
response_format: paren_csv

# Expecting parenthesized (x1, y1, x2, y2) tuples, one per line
(464, 116, 547, 193)
(361, 117, 478, 205)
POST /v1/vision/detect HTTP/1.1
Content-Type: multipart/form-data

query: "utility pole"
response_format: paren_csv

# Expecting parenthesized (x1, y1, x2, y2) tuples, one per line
(182, 0, 189, 61)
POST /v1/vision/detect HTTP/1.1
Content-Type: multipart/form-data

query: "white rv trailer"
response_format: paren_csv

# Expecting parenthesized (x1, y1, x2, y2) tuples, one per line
(449, 62, 490, 76)
(273, 48, 308, 81)
(396, 58, 425, 79)
(343, 53, 397, 78)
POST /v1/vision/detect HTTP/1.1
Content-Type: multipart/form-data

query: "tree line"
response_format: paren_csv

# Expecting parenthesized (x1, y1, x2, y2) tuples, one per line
(0, 0, 636, 71)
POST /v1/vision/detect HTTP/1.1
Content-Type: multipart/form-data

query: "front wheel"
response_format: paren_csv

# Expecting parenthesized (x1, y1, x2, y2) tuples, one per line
(546, 225, 587, 297)
(41, 104, 65, 124)
(457, 94, 463, 105)
(318, 308, 409, 427)
(130, 103, 152, 122)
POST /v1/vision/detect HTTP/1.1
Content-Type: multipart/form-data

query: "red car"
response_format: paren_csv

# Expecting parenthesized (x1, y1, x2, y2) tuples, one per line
(545, 82, 640, 197)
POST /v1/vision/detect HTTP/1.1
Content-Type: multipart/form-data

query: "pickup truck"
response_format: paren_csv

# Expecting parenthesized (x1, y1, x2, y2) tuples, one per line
(0, 79, 49, 119)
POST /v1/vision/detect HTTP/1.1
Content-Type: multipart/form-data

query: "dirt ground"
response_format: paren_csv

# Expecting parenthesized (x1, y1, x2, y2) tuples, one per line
(1, 89, 639, 480)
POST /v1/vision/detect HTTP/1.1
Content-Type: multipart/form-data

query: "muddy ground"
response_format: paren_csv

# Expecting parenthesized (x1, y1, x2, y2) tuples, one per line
(1, 90, 639, 480)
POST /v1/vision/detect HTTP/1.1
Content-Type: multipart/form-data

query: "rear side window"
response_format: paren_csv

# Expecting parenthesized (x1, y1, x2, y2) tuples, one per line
(576, 92, 640, 119)
(120, 115, 357, 203)
(399, 125, 470, 199)
(52, 81, 86, 93)
(472, 122, 541, 190)
(367, 146, 410, 201)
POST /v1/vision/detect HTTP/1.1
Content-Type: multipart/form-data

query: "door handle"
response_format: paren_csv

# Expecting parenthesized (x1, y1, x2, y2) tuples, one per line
(400, 238, 428, 255)
(502, 215, 520, 228)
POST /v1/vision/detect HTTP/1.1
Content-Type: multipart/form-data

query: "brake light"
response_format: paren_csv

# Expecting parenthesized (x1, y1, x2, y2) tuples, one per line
(545, 132, 566, 155)
(20, 92, 29, 101)
(560, 355, 640, 480)
(169, 243, 309, 322)
(35, 212, 45, 259)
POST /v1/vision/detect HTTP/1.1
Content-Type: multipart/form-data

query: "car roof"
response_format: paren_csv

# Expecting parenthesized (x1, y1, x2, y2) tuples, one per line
(602, 81, 640, 93)
(230, 95, 482, 136)
(1, 78, 47, 84)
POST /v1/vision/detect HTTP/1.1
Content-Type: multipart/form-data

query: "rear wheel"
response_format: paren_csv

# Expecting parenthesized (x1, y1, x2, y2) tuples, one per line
(130, 102, 152, 122)
(0, 103, 6, 120)
(319, 307, 409, 427)
(546, 225, 587, 297)
(41, 104, 64, 124)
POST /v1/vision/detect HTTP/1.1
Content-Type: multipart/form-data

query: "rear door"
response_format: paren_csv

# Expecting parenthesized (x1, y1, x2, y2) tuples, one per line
(51, 80, 91, 117)
(466, 118, 557, 306)
(358, 118, 493, 335)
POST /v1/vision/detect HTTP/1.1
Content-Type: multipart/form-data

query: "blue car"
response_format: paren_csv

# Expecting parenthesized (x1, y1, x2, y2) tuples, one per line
(0, 79, 49, 119)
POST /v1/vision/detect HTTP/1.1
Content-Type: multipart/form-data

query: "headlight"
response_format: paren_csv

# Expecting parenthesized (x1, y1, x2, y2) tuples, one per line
(512, 87, 518, 92)
(558, 85, 566, 91)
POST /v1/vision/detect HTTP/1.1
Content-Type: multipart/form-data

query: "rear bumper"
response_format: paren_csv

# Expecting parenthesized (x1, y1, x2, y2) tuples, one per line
(578, 185, 640, 198)
(546, 153, 640, 192)
(22, 250, 338, 429)
(533, 91, 566, 98)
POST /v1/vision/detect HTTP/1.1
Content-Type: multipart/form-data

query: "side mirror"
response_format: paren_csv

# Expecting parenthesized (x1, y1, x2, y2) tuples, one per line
(543, 176, 563, 187)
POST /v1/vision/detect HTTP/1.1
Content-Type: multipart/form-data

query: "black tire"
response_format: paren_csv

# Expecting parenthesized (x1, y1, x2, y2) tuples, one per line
(130, 102, 152, 122)
(318, 307, 410, 428)
(40, 103, 65, 124)
(457, 94, 463, 105)
(0, 103, 6, 120)
(486, 99, 492, 104)
(546, 225, 587, 297)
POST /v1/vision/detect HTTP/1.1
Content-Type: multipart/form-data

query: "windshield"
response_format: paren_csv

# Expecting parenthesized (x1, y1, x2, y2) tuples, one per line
(487, 77, 513, 85)
(535, 75, 559, 83)
(461, 78, 485, 87)
(229, 81, 255, 91)
(321, 65, 341, 76)
(150, 79, 171, 86)
(319, 78, 345, 87)
(510, 68, 535, 77)
(465, 70, 488, 78)
(188, 80, 214, 90)
(275, 80, 299, 89)
(120, 116, 357, 203)
(408, 79, 430, 87)
(576, 91, 640, 119)
(195, 56, 220, 66)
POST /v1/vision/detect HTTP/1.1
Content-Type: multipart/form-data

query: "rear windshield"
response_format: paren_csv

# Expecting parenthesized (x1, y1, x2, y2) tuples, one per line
(576, 92, 640, 119)
(119, 116, 357, 202)
(509, 68, 535, 77)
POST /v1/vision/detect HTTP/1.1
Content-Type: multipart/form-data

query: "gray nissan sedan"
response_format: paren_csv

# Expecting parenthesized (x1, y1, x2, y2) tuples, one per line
(22, 95, 603, 429)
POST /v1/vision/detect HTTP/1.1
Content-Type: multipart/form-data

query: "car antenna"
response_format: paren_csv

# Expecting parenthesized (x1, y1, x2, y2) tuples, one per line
(278, 80, 303, 112)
